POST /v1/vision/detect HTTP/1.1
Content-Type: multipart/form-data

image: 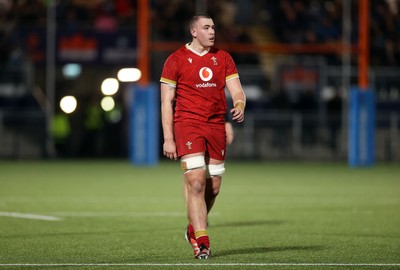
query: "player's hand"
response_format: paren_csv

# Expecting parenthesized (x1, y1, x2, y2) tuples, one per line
(163, 140, 178, 160)
(230, 107, 244, 123)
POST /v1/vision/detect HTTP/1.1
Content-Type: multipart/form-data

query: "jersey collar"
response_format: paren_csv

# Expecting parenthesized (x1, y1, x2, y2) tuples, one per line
(186, 43, 210, 56)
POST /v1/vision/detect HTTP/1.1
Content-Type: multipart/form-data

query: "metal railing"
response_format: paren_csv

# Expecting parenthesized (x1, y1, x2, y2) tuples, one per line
(0, 63, 399, 161)
(0, 110, 46, 159)
(226, 111, 399, 162)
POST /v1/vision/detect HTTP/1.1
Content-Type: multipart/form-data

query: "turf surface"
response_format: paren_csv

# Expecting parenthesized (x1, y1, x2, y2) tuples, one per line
(0, 160, 399, 269)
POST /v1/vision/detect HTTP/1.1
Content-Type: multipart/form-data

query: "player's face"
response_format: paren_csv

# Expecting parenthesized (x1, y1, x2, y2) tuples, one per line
(193, 18, 215, 48)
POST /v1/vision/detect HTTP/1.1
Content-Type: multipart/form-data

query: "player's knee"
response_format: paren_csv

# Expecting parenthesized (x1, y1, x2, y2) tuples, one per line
(205, 175, 221, 200)
(181, 156, 206, 174)
(189, 178, 206, 195)
(211, 185, 220, 197)
(207, 163, 225, 177)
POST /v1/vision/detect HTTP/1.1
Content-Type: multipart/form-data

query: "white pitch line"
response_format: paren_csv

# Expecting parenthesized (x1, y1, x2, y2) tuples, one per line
(0, 263, 399, 267)
(48, 211, 187, 217)
(46, 211, 220, 217)
(0, 211, 220, 219)
(0, 212, 61, 221)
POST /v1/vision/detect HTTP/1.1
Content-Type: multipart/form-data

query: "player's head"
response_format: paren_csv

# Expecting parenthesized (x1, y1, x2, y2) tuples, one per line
(189, 13, 215, 47)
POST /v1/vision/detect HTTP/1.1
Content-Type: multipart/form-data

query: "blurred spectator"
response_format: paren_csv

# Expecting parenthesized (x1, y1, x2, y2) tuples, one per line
(114, 0, 136, 27)
(52, 110, 71, 158)
(151, 0, 193, 41)
(80, 94, 106, 157)
(370, 0, 400, 66)
(17, 0, 46, 26)
(57, 1, 90, 31)
(94, 2, 117, 32)
(1, 0, 397, 66)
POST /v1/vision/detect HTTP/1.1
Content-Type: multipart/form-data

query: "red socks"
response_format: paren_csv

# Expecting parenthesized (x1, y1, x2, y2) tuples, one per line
(194, 229, 210, 249)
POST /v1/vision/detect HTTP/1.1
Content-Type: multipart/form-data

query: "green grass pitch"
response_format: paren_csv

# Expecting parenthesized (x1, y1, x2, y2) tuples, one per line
(0, 160, 399, 270)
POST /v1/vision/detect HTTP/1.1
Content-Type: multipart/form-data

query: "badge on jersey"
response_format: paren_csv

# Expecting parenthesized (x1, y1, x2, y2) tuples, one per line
(211, 56, 218, 65)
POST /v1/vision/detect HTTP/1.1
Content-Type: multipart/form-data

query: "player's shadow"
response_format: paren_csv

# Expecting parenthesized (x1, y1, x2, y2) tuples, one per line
(215, 245, 325, 258)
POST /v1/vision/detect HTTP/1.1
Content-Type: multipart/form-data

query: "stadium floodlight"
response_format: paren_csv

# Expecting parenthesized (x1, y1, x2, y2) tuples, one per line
(117, 68, 142, 82)
(59, 95, 77, 114)
(101, 96, 115, 112)
(101, 78, 119, 95)
(62, 63, 82, 79)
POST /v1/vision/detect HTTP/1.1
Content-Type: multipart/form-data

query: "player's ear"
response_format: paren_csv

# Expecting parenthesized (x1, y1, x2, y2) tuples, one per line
(191, 28, 197, 38)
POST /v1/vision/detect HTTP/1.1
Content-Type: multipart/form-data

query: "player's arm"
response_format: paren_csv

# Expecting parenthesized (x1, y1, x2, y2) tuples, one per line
(226, 77, 246, 123)
(161, 82, 178, 160)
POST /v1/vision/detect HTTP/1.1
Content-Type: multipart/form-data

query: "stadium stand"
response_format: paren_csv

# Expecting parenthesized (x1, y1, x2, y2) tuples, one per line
(0, 0, 399, 160)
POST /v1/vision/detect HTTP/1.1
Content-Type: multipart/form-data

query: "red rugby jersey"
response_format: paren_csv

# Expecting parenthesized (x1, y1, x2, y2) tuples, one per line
(160, 44, 239, 124)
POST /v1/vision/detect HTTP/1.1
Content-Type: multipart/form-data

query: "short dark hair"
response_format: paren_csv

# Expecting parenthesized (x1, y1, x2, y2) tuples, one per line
(188, 13, 212, 31)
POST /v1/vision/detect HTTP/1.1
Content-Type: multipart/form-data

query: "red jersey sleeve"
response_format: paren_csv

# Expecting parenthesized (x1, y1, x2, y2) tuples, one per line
(160, 54, 178, 86)
(225, 52, 239, 81)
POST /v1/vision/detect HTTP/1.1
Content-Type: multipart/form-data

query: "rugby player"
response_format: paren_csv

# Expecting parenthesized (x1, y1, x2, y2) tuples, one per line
(160, 13, 246, 259)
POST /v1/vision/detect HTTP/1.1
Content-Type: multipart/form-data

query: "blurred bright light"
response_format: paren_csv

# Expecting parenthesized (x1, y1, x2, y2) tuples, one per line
(108, 108, 122, 123)
(60, 96, 77, 114)
(117, 68, 142, 82)
(62, 63, 81, 79)
(101, 78, 119, 95)
(101, 96, 115, 112)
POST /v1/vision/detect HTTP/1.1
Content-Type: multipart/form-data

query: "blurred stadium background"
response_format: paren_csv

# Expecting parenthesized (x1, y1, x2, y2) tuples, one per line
(0, 0, 399, 163)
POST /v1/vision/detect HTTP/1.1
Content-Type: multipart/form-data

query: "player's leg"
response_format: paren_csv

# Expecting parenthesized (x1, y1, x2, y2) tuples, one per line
(182, 153, 208, 231)
(182, 167, 221, 256)
(204, 121, 232, 213)
(184, 173, 217, 256)
(189, 160, 224, 259)
(204, 120, 233, 211)
(205, 165, 223, 213)
(193, 124, 226, 259)
(175, 122, 210, 258)
(204, 122, 226, 215)
(181, 153, 210, 258)
(184, 163, 222, 214)
(182, 177, 199, 255)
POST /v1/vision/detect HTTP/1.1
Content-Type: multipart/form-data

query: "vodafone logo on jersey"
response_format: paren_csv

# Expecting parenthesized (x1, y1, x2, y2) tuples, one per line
(196, 67, 216, 88)
(199, 67, 213, 81)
